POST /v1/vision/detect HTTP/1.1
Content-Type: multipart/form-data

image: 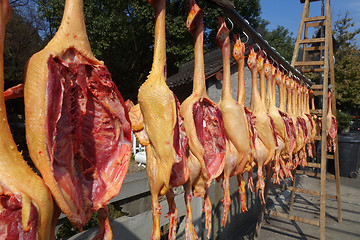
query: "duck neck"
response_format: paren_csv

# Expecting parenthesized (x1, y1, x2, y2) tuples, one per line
(306, 93, 310, 114)
(266, 74, 275, 109)
(278, 82, 285, 111)
(292, 89, 297, 116)
(221, 36, 232, 100)
(287, 87, 292, 115)
(192, 18, 206, 95)
(237, 57, 245, 105)
(150, 0, 166, 81)
(311, 94, 315, 111)
(60, 0, 91, 46)
(259, 68, 266, 106)
(0, 18, 4, 106)
(250, 68, 261, 110)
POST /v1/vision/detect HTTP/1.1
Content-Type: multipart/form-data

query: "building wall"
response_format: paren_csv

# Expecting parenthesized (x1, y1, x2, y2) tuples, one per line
(206, 64, 279, 107)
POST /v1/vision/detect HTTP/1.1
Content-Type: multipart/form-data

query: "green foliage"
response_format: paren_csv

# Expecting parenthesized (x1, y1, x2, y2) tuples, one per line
(56, 204, 123, 238)
(35, 0, 266, 101)
(35, 0, 193, 101)
(264, 26, 294, 62)
(4, 7, 42, 88)
(333, 12, 360, 115)
(202, 0, 267, 48)
(336, 110, 353, 132)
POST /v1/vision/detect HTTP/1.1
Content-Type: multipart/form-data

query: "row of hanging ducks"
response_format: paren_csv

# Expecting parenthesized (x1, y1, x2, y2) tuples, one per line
(130, 0, 338, 239)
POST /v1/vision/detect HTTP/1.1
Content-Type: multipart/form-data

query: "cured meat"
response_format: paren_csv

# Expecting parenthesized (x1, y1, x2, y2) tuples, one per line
(247, 49, 277, 203)
(284, 76, 302, 168)
(233, 33, 257, 212)
(264, 60, 285, 183)
(275, 71, 296, 178)
(24, 0, 131, 237)
(4, 83, 23, 100)
(181, 3, 226, 238)
(129, 0, 189, 239)
(326, 91, 337, 152)
(217, 19, 251, 225)
(0, 1, 54, 239)
(293, 81, 308, 167)
(304, 88, 317, 157)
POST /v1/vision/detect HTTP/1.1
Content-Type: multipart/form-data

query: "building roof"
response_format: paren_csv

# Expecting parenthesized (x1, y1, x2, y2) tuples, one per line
(167, 42, 236, 88)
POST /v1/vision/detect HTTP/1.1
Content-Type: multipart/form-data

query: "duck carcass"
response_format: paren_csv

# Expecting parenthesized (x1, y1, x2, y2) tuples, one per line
(247, 49, 277, 203)
(24, 0, 132, 237)
(0, 1, 54, 238)
(326, 91, 337, 152)
(264, 61, 286, 183)
(129, 0, 189, 239)
(181, 1, 226, 239)
(217, 19, 252, 225)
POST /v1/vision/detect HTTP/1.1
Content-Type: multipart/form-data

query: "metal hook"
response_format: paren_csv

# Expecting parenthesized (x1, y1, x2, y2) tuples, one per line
(280, 64, 288, 76)
(253, 43, 261, 53)
(242, 31, 249, 44)
(226, 17, 234, 32)
(261, 50, 267, 60)
(269, 56, 278, 69)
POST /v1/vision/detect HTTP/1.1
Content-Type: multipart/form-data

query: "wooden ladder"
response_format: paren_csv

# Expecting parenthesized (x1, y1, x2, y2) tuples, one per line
(269, 0, 342, 240)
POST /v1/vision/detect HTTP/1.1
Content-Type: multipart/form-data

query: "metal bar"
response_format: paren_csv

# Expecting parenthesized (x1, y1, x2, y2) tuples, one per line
(206, 0, 315, 86)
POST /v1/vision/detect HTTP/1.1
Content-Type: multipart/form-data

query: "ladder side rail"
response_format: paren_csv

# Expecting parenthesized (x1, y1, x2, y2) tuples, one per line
(291, 0, 310, 66)
(327, 0, 342, 223)
(319, 2, 331, 239)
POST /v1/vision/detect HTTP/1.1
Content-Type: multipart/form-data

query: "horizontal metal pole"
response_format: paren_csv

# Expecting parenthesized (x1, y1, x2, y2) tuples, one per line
(205, 0, 315, 86)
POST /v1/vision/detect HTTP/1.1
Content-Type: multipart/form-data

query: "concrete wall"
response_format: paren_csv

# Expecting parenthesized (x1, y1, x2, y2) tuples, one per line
(64, 170, 261, 240)
(206, 65, 279, 107)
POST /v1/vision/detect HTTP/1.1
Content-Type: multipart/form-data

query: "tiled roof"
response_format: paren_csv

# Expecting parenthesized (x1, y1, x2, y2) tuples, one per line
(167, 42, 236, 88)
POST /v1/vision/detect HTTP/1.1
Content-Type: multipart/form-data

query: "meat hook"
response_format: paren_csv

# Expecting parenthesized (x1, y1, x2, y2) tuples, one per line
(226, 17, 234, 32)
(241, 30, 249, 44)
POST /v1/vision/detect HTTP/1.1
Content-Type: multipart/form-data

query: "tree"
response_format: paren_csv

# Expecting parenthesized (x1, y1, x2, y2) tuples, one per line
(4, 3, 43, 89)
(333, 12, 360, 116)
(202, 0, 268, 48)
(35, 0, 266, 101)
(264, 26, 294, 62)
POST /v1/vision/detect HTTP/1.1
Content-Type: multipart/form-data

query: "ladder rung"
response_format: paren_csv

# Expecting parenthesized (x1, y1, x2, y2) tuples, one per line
(313, 90, 323, 96)
(315, 154, 335, 160)
(287, 186, 337, 200)
(296, 170, 336, 180)
(314, 135, 321, 140)
(269, 210, 320, 226)
(300, 0, 321, 3)
(294, 60, 324, 66)
(302, 68, 324, 73)
(304, 46, 325, 51)
(308, 162, 320, 168)
(274, 184, 338, 200)
(310, 109, 322, 116)
(299, 38, 325, 44)
(306, 21, 325, 28)
(311, 84, 324, 90)
(304, 16, 326, 22)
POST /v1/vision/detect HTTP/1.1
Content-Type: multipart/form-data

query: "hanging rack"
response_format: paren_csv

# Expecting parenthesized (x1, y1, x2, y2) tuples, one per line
(205, 0, 315, 87)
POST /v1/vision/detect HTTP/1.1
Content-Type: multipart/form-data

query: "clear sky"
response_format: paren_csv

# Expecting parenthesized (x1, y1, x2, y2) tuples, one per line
(259, 0, 360, 45)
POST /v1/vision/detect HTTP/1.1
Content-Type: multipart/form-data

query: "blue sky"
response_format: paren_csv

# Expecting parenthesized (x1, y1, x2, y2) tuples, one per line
(259, 0, 360, 44)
